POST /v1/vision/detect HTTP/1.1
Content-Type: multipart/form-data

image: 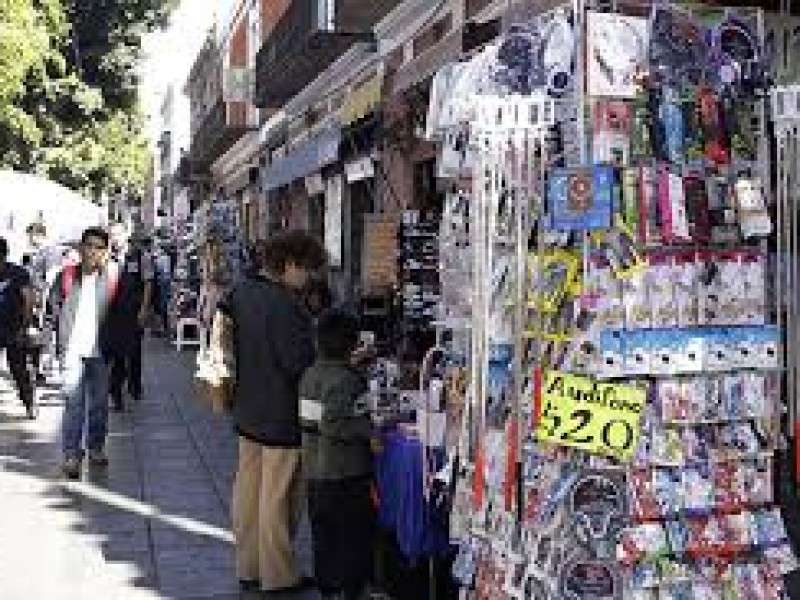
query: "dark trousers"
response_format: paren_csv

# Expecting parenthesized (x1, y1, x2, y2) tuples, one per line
(2, 344, 33, 407)
(309, 477, 375, 598)
(109, 334, 143, 401)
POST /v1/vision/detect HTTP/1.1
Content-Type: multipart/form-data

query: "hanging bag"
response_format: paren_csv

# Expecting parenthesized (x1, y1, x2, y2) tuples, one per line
(193, 308, 236, 414)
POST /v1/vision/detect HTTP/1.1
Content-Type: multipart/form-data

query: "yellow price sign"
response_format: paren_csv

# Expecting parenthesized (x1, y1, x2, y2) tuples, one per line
(534, 371, 646, 461)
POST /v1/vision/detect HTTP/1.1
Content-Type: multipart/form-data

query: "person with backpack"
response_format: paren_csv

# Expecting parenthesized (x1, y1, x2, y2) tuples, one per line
(107, 237, 154, 410)
(48, 227, 123, 480)
(0, 238, 37, 419)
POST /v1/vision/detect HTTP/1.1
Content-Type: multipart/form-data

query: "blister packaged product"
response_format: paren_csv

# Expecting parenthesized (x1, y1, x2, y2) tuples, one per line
(720, 421, 766, 457)
(691, 580, 723, 600)
(763, 543, 799, 576)
(739, 457, 773, 506)
(686, 515, 726, 556)
(624, 330, 652, 377)
(740, 251, 768, 326)
(618, 523, 669, 564)
(650, 427, 685, 465)
(658, 379, 688, 422)
(697, 254, 723, 326)
(685, 377, 708, 422)
(649, 254, 678, 328)
(659, 558, 694, 586)
(589, 258, 624, 329)
(654, 468, 683, 517)
(731, 563, 767, 600)
(704, 328, 733, 373)
(714, 461, 746, 513)
(623, 268, 652, 330)
(722, 374, 746, 420)
(627, 563, 661, 592)
(702, 376, 724, 421)
(658, 167, 691, 242)
(649, 330, 680, 376)
(741, 373, 769, 419)
(682, 425, 714, 464)
(671, 252, 698, 328)
(725, 511, 755, 550)
(598, 329, 625, 378)
(751, 508, 790, 549)
(638, 165, 663, 245)
(682, 464, 715, 514)
(630, 467, 662, 522)
(683, 171, 711, 242)
(751, 326, 780, 370)
(716, 253, 743, 326)
(593, 101, 632, 166)
(675, 330, 705, 374)
(665, 519, 690, 556)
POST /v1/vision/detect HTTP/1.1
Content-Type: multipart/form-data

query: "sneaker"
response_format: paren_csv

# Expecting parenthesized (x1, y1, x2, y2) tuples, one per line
(87, 450, 108, 467)
(61, 457, 81, 480)
(24, 402, 38, 420)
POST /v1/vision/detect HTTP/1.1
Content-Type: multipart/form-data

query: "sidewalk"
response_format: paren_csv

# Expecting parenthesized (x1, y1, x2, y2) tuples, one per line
(0, 338, 314, 600)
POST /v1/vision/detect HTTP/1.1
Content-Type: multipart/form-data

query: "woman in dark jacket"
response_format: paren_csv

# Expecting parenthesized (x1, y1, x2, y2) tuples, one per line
(219, 231, 326, 594)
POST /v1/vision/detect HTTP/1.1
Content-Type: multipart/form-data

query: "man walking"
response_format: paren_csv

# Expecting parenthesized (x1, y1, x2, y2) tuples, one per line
(0, 238, 37, 419)
(219, 231, 325, 594)
(49, 227, 122, 479)
(107, 237, 153, 410)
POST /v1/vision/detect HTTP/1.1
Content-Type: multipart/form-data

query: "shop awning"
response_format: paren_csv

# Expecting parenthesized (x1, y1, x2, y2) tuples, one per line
(262, 128, 342, 191)
(391, 28, 463, 94)
(341, 74, 384, 126)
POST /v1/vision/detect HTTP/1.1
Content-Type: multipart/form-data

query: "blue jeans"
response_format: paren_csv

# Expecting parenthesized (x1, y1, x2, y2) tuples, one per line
(61, 357, 111, 459)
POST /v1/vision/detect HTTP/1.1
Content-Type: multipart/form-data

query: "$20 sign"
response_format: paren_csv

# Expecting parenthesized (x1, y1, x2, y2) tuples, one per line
(534, 371, 646, 461)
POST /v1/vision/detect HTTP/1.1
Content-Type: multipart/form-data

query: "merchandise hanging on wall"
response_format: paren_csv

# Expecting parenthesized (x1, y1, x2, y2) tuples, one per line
(422, 1, 799, 599)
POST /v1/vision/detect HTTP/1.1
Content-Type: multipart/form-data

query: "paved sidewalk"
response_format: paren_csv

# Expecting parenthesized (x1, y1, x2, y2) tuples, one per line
(0, 338, 314, 600)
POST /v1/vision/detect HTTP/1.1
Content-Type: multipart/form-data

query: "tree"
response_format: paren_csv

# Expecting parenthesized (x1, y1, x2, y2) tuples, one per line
(0, 0, 176, 199)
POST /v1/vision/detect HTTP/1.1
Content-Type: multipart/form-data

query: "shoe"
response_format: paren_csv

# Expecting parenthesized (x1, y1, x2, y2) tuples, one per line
(61, 457, 81, 480)
(87, 450, 108, 467)
(238, 579, 260, 591)
(110, 395, 124, 412)
(24, 402, 38, 420)
(35, 373, 46, 384)
(262, 576, 316, 595)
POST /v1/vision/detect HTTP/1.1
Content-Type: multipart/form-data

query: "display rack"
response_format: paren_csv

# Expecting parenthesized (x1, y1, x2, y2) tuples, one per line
(427, 0, 800, 598)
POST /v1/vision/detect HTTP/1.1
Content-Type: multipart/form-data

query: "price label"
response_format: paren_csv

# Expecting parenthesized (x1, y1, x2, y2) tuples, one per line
(534, 371, 646, 461)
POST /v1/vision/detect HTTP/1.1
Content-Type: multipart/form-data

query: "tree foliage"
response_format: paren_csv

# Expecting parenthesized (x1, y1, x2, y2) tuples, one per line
(0, 0, 176, 199)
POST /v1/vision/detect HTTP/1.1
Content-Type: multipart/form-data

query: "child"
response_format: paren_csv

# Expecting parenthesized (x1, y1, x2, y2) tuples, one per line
(300, 310, 375, 600)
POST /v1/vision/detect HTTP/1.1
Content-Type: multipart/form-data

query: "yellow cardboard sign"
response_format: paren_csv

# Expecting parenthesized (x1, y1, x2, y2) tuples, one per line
(534, 371, 646, 461)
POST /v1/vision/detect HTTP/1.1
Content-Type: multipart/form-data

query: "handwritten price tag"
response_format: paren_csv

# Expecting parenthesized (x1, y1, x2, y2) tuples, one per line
(534, 371, 646, 461)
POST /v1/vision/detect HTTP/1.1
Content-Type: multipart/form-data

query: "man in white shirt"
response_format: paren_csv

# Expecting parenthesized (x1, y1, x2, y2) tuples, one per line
(48, 227, 119, 480)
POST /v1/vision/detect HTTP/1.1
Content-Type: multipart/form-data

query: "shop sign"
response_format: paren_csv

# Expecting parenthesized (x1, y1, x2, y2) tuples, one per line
(534, 371, 646, 461)
(341, 74, 383, 126)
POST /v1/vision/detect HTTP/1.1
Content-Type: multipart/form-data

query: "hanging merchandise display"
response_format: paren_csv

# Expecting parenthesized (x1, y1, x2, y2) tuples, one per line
(422, 1, 799, 599)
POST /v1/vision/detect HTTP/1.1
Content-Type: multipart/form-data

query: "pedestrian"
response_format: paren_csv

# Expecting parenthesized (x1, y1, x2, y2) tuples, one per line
(48, 227, 120, 479)
(154, 248, 172, 335)
(300, 310, 376, 600)
(217, 230, 326, 594)
(0, 238, 37, 419)
(107, 238, 154, 410)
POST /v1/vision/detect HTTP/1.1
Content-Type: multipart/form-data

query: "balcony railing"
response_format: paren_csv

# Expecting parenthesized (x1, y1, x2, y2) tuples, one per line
(187, 98, 255, 170)
(255, 0, 401, 108)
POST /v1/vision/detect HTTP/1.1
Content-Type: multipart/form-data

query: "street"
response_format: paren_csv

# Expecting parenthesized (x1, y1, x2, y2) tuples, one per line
(0, 338, 315, 600)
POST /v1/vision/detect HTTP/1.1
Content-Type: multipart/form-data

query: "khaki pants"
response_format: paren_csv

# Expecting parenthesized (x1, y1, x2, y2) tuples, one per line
(232, 438, 303, 590)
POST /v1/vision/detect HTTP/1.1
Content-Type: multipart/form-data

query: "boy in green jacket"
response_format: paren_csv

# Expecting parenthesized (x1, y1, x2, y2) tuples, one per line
(300, 310, 375, 600)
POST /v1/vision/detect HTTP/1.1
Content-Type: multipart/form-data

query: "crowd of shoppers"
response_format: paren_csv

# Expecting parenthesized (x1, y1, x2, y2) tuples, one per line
(29, 223, 378, 596)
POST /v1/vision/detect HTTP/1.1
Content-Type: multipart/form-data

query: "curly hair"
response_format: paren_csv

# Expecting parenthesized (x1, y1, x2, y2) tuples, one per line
(255, 230, 327, 275)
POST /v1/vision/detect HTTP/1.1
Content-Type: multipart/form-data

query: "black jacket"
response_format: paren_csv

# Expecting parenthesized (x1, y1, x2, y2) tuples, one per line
(222, 275, 315, 447)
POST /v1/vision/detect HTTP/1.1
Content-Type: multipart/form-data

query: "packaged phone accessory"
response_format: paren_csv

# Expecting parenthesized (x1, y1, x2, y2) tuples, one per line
(658, 167, 691, 242)
(623, 269, 652, 329)
(649, 254, 678, 328)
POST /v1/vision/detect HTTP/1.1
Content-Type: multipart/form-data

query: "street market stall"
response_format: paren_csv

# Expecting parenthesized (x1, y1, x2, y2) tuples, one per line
(366, 1, 800, 598)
